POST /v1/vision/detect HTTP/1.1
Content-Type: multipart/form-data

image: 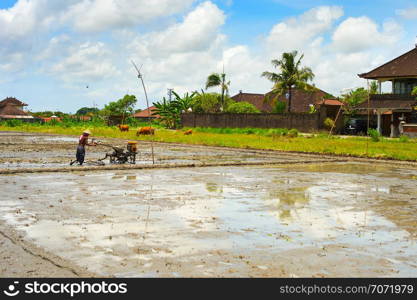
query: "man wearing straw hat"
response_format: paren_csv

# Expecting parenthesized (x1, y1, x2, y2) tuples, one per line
(70, 129, 97, 166)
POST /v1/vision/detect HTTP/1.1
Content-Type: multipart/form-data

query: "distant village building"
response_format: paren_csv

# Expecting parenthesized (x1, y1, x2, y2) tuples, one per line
(358, 45, 417, 137)
(41, 115, 62, 123)
(0, 97, 35, 121)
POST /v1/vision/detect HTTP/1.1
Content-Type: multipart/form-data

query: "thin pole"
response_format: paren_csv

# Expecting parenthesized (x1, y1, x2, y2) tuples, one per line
(328, 103, 342, 137)
(132, 61, 155, 165)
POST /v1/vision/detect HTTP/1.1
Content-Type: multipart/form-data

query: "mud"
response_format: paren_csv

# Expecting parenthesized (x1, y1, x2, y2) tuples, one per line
(0, 131, 329, 170)
(0, 132, 416, 278)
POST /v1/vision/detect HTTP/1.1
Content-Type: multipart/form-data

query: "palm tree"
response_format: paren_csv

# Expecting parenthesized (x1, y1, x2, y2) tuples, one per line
(205, 72, 230, 111)
(262, 51, 314, 113)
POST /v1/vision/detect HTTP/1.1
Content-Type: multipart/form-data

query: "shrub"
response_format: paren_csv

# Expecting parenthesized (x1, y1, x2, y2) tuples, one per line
(309, 104, 317, 114)
(224, 102, 260, 114)
(49, 118, 60, 126)
(399, 135, 409, 143)
(266, 128, 289, 137)
(368, 129, 381, 142)
(192, 93, 234, 113)
(273, 101, 286, 114)
(323, 118, 335, 130)
(242, 128, 256, 134)
(288, 129, 299, 138)
(5, 119, 23, 127)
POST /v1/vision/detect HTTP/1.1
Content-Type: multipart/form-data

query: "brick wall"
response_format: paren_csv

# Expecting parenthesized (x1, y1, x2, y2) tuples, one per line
(181, 112, 327, 132)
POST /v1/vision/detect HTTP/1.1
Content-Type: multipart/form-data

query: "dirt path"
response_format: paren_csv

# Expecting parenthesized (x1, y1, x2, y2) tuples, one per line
(0, 227, 93, 277)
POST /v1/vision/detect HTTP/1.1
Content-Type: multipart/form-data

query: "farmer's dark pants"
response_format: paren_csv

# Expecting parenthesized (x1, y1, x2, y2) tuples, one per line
(76, 146, 86, 165)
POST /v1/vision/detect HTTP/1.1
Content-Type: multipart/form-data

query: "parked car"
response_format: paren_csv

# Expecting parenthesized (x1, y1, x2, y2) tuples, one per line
(343, 118, 374, 135)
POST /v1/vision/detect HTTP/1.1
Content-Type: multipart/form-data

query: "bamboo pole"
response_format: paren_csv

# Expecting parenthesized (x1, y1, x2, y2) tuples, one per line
(132, 61, 155, 165)
(328, 103, 343, 137)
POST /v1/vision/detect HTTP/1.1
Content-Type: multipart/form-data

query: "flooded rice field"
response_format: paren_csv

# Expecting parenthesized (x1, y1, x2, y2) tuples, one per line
(0, 132, 319, 169)
(0, 132, 416, 277)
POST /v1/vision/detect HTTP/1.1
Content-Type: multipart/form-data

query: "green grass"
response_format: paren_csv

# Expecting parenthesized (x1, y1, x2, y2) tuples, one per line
(1, 123, 416, 161)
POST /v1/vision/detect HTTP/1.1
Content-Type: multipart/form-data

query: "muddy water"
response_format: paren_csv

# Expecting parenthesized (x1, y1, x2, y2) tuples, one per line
(0, 163, 416, 277)
(0, 132, 316, 169)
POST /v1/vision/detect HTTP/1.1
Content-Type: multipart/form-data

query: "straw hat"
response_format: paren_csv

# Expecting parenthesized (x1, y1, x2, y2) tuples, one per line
(83, 129, 91, 135)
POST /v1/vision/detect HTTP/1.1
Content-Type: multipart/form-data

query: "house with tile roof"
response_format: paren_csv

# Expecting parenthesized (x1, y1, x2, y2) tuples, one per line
(231, 88, 339, 114)
(133, 106, 160, 121)
(0, 97, 35, 121)
(358, 45, 417, 137)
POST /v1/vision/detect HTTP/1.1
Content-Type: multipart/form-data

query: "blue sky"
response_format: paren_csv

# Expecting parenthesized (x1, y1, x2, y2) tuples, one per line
(1, 0, 417, 113)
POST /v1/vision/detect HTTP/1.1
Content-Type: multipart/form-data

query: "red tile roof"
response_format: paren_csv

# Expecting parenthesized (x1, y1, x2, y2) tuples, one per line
(231, 89, 332, 113)
(231, 93, 271, 112)
(266, 89, 329, 113)
(316, 99, 344, 106)
(359, 47, 417, 79)
(133, 106, 160, 118)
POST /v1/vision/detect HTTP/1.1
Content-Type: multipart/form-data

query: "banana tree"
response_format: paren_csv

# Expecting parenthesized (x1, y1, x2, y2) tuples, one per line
(153, 97, 179, 129)
(171, 91, 197, 113)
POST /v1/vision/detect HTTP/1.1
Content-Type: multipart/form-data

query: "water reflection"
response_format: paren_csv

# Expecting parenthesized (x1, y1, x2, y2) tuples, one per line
(206, 182, 223, 193)
(267, 187, 310, 220)
(1, 163, 416, 277)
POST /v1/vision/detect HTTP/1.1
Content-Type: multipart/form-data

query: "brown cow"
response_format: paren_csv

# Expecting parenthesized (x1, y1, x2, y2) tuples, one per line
(118, 124, 129, 132)
(137, 127, 155, 136)
(184, 129, 193, 135)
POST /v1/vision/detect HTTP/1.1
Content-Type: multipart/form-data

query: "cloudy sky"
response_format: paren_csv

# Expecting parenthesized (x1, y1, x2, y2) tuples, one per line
(1, 0, 417, 112)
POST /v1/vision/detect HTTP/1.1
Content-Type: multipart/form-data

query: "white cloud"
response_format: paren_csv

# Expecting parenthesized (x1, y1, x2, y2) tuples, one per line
(396, 7, 417, 19)
(222, 46, 270, 93)
(36, 35, 71, 61)
(266, 6, 344, 53)
(48, 42, 119, 83)
(63, 0, 195, 33)
(0, 0, 196, 91)
(125, 1, 227, 97)
(0, 53, 25, 73)
(0, 0, 39, 40)
(131, 1, 225, 56)
(332, 17, 402, 53)
(0, 0, 78, 41)
(0, 0, 195, 38)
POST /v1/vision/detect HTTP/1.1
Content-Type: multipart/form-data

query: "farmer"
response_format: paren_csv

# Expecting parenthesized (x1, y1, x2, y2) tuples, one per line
(70, 130, 97, 166)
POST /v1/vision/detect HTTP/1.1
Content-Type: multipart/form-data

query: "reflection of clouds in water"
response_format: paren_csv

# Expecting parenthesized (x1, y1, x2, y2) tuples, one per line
(1, 165, 417, 276)
(267, 179, 412, 241)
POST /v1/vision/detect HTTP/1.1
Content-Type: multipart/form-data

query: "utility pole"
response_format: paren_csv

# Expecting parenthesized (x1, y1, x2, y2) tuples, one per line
(168, 88, 174, 102)
(131, 61, 155, 165)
